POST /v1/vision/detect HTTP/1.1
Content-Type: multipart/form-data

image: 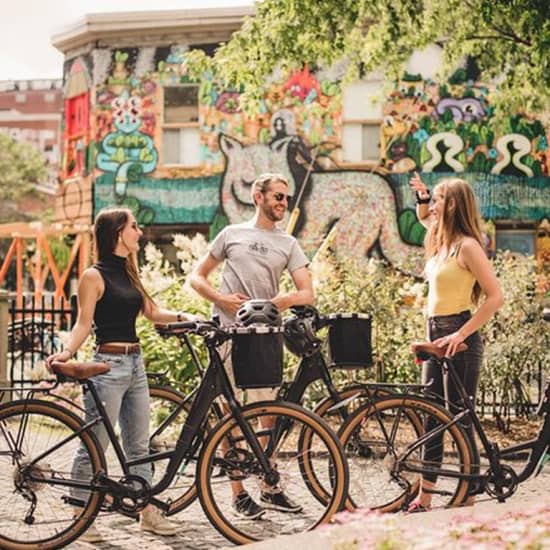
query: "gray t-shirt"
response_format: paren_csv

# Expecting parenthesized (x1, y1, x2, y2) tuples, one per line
(209, 220, 309, 325)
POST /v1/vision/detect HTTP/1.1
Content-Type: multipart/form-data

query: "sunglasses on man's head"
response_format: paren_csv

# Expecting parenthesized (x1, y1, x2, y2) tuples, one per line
(271, 192, 293, 202)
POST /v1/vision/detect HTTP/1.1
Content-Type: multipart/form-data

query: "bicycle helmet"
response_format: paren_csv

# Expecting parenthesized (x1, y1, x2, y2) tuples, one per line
(283, 314, 321, 357)
(236, 299, 282, 326)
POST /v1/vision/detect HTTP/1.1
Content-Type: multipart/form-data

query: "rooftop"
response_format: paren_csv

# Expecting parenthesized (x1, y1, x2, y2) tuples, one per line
(51, 6, 255, 54)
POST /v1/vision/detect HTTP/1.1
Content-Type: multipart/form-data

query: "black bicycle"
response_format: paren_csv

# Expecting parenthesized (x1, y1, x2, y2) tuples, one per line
(0, 320, 349, 549)
(338, 335, 550, 513)
(146, 306, 425, 512)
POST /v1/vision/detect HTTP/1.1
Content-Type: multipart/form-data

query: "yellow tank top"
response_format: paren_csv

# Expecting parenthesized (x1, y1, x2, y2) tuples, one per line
(425, 246, 476, 316)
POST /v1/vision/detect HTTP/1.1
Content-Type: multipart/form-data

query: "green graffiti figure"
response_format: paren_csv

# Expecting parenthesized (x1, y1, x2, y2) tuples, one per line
(96, 91, 158, 201)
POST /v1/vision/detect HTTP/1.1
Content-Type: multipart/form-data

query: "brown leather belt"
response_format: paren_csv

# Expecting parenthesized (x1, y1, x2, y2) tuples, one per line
(96, 343, 141, 355)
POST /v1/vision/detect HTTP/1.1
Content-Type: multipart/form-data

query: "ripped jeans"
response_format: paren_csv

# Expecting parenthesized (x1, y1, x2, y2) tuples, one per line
(421, 310, 483, 484)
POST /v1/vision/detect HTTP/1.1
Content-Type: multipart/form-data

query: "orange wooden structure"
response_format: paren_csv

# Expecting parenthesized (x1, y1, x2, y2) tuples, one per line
(0, 221, 92, 307)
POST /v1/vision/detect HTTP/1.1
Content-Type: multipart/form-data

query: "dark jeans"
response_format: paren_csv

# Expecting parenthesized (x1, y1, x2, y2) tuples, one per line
(421, 310, 483, 483)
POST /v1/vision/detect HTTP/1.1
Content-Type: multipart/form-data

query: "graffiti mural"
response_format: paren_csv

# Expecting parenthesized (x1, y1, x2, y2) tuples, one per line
(94, 172, 220, 225)
(57, 41, 550, 271)
(382, 71, 548, 177)
(218, 133, 423, 273)
(96, 91, 158, 199)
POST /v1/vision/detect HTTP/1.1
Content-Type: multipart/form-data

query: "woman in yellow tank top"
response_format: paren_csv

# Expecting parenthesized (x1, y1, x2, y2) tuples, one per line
(407, 173, 504, 512)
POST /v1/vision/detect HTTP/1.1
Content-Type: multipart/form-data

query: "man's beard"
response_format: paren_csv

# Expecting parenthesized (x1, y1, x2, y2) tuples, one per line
(262, 205, 284, 222)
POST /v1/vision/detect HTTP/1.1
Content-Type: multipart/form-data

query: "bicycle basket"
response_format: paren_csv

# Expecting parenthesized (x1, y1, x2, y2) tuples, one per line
(327, 313, 373, 369)
(230, 326, 284, 389)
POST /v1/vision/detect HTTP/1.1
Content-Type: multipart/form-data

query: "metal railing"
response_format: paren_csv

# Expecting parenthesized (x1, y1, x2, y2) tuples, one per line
(7, 294, 76, 386)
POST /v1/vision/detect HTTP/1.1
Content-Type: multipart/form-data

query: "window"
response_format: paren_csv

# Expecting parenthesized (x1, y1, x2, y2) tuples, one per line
(44, 92, 55, 103)
(164, 86, 199, 123)
(342, 121, 381, 163)
(341, 80, 383, 164)
(15, 93, 26, 103)
(362, 123, 381, 161)
(162, 85, 200, 166)
(496, 229, 535, 256)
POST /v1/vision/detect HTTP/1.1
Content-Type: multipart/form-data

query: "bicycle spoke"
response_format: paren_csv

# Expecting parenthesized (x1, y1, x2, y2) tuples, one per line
(0, 401, 103, 549)
(197, 403, 347, 545)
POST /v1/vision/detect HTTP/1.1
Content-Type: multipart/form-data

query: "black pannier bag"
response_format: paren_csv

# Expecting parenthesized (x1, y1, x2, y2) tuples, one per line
(327, 313, 373, 369)
(230, 325, 284, 389)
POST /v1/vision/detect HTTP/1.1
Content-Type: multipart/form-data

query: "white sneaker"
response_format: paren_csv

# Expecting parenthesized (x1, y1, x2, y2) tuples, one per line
(140, 507, 178, 536)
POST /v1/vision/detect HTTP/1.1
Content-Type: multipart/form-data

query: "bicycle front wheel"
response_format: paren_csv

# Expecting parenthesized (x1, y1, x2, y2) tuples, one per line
(339, 395, 473, 512)
(196, 401, 349, 545)
(0, 399, 105, 549)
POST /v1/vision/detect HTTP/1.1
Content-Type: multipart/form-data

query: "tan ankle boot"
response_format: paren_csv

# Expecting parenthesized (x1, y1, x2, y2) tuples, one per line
(140, 507, 177, 536)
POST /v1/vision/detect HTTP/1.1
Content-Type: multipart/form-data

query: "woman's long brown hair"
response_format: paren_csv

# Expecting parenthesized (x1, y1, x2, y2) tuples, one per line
(93, 207, 154, 308)
(424, 178, 484, 304)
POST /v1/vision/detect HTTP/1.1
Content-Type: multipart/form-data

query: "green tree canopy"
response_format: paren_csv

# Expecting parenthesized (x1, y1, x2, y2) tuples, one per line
(0, 132, 48, 223)
(0, 133, 47, 201)
(201, 0, 549, 116)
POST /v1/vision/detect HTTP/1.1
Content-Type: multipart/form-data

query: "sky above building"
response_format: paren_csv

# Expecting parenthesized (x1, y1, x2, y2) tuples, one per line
(0, 0, 252, 81)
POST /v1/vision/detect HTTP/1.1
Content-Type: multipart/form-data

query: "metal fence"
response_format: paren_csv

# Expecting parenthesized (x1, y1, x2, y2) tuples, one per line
(8, 295, 76, 386)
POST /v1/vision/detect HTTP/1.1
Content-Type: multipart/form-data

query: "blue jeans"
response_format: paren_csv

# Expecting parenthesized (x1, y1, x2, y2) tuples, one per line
(71, 351, 151, 501)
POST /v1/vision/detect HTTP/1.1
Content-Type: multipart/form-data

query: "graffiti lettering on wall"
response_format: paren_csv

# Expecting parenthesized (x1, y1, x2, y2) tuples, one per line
(383, 72, 548, 176)
(219, 133, 423, 273)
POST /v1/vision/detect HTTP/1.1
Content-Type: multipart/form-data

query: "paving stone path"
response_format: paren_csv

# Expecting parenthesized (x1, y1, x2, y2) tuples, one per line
(66, 465, 550, 549)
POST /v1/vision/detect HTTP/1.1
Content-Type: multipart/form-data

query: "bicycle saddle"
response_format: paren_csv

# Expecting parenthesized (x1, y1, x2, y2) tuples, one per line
(50, 361, 111, 379)
(411, 341, 468, 361)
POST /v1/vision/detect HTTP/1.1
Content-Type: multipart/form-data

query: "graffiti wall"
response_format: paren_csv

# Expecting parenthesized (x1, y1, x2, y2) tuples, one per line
(60, 45, 550, 269)
(382, 71, 548, 177)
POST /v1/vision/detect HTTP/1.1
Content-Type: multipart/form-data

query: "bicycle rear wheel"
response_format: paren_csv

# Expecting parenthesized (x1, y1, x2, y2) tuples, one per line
(0, 399, 105, 549)
(149, 384, 220, 514)
(196, 401, 349, 545)
(149, 384, 198, 512)
(339, 395, 473, 512)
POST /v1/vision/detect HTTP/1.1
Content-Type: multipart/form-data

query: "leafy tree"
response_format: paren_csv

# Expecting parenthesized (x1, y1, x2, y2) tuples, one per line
(0, 133, 47, 202)
(198, 0, 549, 116)
(0, 132, 48, 227)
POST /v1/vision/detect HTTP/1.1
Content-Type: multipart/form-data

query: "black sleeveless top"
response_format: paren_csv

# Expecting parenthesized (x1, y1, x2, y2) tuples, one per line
(93, 254, 143, 344)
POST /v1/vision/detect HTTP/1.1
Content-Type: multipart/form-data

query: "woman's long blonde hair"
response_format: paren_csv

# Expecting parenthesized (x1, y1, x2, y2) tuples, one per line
(424, 178, 484, 304)
(93, 207, 153, 308)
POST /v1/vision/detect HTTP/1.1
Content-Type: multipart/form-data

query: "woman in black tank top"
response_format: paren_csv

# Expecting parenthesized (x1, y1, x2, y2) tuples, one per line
(46, 207, 196, 539)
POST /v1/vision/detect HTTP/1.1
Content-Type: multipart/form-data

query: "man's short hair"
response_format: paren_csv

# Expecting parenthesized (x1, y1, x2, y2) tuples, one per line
(251, 173, 289, 204)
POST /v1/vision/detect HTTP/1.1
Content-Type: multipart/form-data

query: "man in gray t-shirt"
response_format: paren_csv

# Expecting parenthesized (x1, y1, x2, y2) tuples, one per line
(191, 172, 312, 327)
(190, 172, 313, 518)
(209, 220, 310, 325)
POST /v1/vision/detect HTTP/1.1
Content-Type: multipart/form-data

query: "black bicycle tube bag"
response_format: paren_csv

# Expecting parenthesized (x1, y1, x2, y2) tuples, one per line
(327, 313, 373, 369)
(230, 326, 284, 389)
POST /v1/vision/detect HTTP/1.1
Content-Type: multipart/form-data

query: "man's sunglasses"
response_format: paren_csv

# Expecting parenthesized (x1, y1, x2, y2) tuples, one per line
(271, 192, 293, 202)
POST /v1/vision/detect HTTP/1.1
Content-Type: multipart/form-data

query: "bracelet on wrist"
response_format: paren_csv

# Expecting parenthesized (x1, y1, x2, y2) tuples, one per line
(416, 190, 431, 205)
(65, 347, 74, 358)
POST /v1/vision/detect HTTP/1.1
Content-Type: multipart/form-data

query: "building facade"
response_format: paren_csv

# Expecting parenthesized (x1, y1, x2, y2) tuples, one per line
(0, 79, 63, 190)
(51, 7, 550, 274)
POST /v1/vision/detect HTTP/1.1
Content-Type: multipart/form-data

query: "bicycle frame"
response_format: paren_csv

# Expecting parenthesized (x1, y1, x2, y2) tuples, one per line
(391, 355, 550, 499)
(15, 330, 279, 514)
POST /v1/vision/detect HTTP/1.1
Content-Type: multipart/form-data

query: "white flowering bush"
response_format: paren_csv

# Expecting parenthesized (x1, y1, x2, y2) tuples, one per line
(136, 233, 214, 390)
